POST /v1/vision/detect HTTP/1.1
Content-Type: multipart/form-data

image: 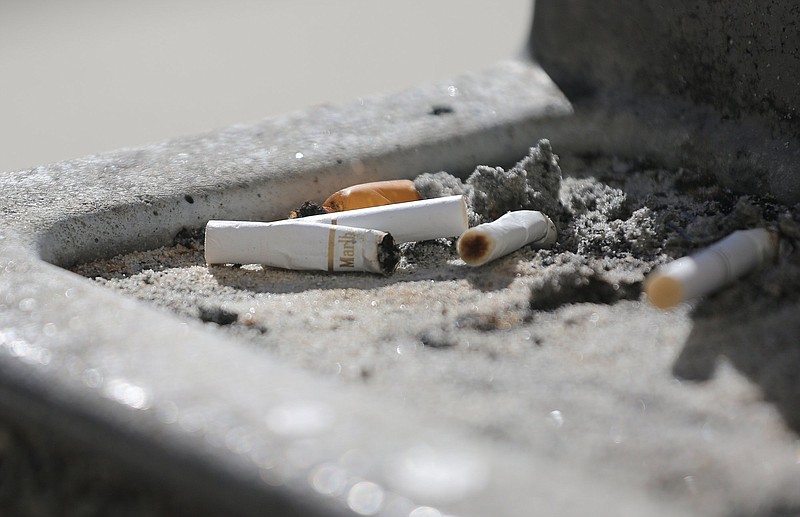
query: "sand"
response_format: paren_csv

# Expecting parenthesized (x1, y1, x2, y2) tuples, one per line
(70, 143, 800, 515)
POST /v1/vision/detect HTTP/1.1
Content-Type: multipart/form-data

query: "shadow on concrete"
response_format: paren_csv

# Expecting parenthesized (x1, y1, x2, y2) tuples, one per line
(207, 260, 516, 296)
(672, 259, 800, 434)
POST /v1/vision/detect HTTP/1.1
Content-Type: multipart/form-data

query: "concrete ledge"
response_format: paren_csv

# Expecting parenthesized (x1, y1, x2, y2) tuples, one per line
(3, 61, 570, 267)
(3, 4, 800, 511)
(0, 61, 676, 516)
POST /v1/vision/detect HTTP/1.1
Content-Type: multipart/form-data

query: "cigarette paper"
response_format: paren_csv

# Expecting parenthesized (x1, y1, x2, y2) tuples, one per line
(457, 210, 557, 266)
(645, 228, 778, 309)
(205, 221, 399, 275)
(322, 179, 421, 212)
(301, 195, 468, 243)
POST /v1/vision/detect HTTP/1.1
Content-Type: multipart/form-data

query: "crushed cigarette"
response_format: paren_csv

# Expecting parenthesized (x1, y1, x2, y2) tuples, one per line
(205, 221, 399, 275)
(300, 195, 468, 243)
(645, 228, 778, 309)
(457, 210, 557, 266)
(322, 179, 421, 212)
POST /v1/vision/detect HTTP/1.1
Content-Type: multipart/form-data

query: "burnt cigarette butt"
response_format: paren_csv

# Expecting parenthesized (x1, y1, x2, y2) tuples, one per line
(457, 210, 557, 266)
(205, 221, 399, 275)
(645, 228, 778, 309)
(288, 201, 327, 219)
(301, 195, 468, 243)
(323, 179, 421, 212)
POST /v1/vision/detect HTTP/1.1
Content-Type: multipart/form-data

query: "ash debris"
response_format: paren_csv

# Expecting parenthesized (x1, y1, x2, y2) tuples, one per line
(411, 143, 800, 317)
(289, 201, 327, 219)
(559, 175, 659, 261)
(173, 227, 204, 250)
(75, 141, 800, 333)
(413, 171, 468, 200)
(397, 238, 458, 270)
(414, 138, 563, 226)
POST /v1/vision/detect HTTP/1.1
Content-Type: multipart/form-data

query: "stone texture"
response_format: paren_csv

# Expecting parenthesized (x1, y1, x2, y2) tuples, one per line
(0, 61, 618, 517)
(531, 0, 800, 205)
(70, 153, 800, 517)
(1, 2, 800, 515)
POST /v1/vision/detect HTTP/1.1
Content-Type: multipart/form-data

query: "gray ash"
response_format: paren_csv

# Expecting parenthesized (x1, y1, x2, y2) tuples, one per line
(408, 144, 800, 318)
(414, 138, 563, 226)
(173, 227, 204, 249)
(414, 171, 469, 200)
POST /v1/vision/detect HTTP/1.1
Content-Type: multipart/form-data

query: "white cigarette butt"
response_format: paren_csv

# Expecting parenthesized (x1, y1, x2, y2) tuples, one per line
(457, 210, 557, 266)
(205, 221, 398, 275)
(300, 195, 468, 243)
(645, 228, 778, 309)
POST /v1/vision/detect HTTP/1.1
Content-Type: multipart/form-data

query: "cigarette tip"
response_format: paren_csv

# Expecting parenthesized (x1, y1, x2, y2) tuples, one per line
(457, 231, 492, 266)
(644, 274, 683, 309)
(288, 201, 328, 219)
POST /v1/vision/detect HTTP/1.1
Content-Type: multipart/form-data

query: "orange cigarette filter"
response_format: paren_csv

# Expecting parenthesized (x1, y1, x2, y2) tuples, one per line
(322, 179, 421, 212)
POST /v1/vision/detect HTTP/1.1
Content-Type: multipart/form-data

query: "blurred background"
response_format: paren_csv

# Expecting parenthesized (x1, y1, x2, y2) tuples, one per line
(0, 1, 530, 173)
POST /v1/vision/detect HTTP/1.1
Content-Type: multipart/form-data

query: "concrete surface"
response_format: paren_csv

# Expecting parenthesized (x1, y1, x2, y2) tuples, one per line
(0, 1, 530, 173)
(532, 1, 800, 205)
(72, 149, 800, 517)
(1, 61, 608, 516)
(1, 2, 800, 516)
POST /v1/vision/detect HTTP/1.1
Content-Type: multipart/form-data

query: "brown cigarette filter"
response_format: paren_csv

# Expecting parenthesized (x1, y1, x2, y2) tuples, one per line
(322, 179, 421, 212)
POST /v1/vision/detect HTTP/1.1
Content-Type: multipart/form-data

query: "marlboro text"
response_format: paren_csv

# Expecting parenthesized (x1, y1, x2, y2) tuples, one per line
(205, 221, 399, 275)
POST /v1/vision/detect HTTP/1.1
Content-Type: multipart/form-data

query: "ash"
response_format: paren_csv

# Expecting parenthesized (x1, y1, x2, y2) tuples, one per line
(415, 139, 563, 225)
(71, 145, 800, 515)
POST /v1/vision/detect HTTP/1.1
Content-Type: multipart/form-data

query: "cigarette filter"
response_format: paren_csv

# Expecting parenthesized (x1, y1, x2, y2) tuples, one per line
(301, 195, 468, 243)
(645, 228, 778, 309)
(205, 221, 399, 275)
(457, 210, 557, 266)
(322, 179, 421, 212)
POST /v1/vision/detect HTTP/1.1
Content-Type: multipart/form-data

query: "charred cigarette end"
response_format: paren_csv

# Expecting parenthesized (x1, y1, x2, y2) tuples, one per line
(644, 274, 684, 309)
(457, 231, 493, 266)
(204, 220, 393, 274)
(378, 233, 400, 275)
(322, 179, 421, 212)
(289, 201, 328, 219)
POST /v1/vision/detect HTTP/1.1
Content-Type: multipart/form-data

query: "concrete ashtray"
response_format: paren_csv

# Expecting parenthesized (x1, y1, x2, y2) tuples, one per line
(2, 2, 800, 515)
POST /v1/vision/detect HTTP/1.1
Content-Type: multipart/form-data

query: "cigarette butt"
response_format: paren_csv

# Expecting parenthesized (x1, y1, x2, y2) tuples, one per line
(301, 195, 468, 243)
(322, 179, 421, 212)
(645, 228, 778, 309)
(457, 210, 557, 266)
(205, 221, 399, 275)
